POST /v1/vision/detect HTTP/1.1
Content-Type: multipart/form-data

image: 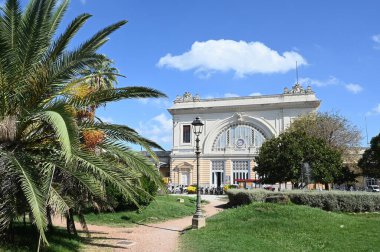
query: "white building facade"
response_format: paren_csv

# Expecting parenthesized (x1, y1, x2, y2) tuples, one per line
(168, 84, 321, 187)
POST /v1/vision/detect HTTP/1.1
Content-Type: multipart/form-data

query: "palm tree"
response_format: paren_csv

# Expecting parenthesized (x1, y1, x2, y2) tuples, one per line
(0, 0, 166, 248)
(81, 59, 123, 90)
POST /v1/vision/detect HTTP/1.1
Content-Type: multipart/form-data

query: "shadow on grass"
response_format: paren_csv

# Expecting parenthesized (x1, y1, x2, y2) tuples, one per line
(1, 223, 82, 252)
(133, 222, 185, 232)
(120, 216, 132, 221)
(214, 203, 230, 210)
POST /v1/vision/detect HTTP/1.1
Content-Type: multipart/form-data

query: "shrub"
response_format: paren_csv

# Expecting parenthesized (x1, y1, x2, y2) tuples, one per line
(110, 175, 158, 211)
(265, 195, 290, 204)
(223, 184, 238, 193)
(226, 189, 380, 212)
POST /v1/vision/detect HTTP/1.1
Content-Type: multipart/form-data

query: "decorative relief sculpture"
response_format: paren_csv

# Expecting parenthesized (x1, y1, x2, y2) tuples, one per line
(183, 92, 193, 102)
(283, 83, 314, 95)
(234, 112, 245, 122)
(174, 92, 202, 103)
(193, 93, 200, 101)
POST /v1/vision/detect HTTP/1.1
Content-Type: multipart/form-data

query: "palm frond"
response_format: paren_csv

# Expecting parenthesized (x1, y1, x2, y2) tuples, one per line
(101, 141, 165, 189)
(79, 20, 127, 54)
(93, 123, 164, 162)
(0, 154, 17, 234)
(47, 13, 92, 61)
(33, 104, 78, 162)
(71, 86, 167, 108)
(48, 186, 70, 215)
(73, 150, 144, 207)
(7, 152, 48, 244)
(48, 0, 69, 37)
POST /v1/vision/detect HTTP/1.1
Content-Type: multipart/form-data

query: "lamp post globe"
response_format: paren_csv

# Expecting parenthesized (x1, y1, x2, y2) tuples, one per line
(191, 117, 205, 229)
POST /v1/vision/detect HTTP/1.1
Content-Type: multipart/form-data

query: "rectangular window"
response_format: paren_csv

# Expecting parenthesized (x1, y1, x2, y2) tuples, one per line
(183, 125, 191, 143)
(232, 160, 249, 183)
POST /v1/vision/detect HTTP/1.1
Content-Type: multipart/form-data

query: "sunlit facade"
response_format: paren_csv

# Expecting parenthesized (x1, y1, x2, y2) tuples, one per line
(168, 83, 321, 187)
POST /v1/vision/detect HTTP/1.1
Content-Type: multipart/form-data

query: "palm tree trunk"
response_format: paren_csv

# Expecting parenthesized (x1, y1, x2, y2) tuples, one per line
(66, 209, 77, 235)
(23, 212, 26, 227)
(46, 206, 53, 232)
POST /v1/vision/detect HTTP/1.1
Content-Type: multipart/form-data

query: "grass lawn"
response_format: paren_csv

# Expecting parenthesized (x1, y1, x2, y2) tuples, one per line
(180, 203, 380, 252)
(81, 195, 196, 227)
(0, 224, 83, 252)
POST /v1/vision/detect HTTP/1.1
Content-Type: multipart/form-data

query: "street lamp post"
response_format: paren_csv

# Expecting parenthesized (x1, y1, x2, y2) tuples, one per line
(191, 117, 205, 229)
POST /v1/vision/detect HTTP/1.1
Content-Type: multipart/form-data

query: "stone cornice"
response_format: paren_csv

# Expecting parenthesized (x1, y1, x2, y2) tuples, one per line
(168, 98, 320, 115)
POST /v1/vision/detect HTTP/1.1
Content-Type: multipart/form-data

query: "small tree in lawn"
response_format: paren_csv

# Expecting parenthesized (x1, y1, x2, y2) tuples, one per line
(288, 111, 361, 184)
(255, 131, 343, 188)
(358, 133, 380, 180)
(288, 112, 361, 158)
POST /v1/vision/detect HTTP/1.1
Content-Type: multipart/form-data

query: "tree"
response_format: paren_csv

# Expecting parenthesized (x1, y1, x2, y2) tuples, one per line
(358, 133, 380, 179)
(81, 60, 123, 90)
(0, 0, 166, 247)
(255, 131, 343, 187)
(288, 112, 361, 160)
(333, 165, 358, 186)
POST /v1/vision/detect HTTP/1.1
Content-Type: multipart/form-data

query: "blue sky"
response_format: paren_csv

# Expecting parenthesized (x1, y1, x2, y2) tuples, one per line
(57, 0, 380, 149)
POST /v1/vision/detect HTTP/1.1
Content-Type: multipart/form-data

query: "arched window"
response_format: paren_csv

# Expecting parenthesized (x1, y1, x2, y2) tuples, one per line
(212, 123, 266, 151)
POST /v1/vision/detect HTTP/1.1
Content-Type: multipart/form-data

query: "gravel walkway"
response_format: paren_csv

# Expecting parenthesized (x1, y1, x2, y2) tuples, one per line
(53, 195, 227, 251)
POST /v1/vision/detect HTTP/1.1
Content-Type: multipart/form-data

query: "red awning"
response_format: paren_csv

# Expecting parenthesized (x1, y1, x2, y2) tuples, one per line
(234, 179, 260, 182)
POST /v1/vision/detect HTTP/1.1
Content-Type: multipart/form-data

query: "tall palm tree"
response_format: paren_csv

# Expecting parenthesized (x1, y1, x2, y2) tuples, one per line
(0, 0, 166, 247)
(81, 59, 123, 90)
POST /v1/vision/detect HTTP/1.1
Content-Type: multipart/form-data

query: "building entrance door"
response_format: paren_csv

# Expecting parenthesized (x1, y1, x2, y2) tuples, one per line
(211, 161, 225, 188)
(212, 171, 223, 188)
(181, 172, 189, 186)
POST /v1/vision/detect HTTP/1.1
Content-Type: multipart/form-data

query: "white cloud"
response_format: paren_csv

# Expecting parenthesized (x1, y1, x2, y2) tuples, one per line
(157, 39, 307, 78)
(299, 76, 363, 94)
(80, 0, 86, 4)
(366, 104, 380, 116)
(249, 92, 262, 96)
(371, 34, 380, 49)
(138, 113, 172, 147)
(137, 98, 171, 108)
(299, 76, 339, 87)
(224, 93, 239, 98)
(345, 83, 363, 94)
(372, 34, 380, 43)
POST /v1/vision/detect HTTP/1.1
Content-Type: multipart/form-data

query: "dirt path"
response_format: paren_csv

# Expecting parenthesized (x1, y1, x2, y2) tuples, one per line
(53, 196, 226, 252)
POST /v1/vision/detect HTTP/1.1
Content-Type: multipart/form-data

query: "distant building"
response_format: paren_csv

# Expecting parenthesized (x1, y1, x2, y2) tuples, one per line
(167, 83, 320, 187)
(141, 150, 171, 179)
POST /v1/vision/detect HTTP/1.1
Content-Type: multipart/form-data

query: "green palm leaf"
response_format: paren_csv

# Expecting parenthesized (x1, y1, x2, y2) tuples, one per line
(33, 104, 78, 162)
(7, 152, 48, 244)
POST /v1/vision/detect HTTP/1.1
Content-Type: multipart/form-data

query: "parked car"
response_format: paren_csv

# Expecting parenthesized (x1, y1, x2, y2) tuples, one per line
(367, 185, 380, 192)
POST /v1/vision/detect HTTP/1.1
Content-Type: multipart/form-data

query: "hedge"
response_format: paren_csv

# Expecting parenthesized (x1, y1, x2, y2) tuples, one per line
(226, 189, 380, 212)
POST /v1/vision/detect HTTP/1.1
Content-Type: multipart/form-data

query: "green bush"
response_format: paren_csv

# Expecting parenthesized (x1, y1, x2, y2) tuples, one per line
(226, 189, 380, 212)
(265, 195, 290, 204)
(110, 176, 158, 211)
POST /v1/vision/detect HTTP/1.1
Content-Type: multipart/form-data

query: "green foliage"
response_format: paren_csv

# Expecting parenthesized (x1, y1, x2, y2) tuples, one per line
(0, 0, 166, 245)
(180, 203, 380, 252)
(226, 189, 380, 212)
(0, 223, 83, 252)
(359, 133, 380, 178)
(255, 131, 343, 185)
(334, 165, 358, 185)
(109, 175, 159, 211)
(288, 111, 361, 153)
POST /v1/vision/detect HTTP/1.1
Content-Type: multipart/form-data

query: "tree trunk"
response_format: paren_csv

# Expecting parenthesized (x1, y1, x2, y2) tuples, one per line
(23, 212, 26, 227)
(324, 183, 330, 191)
(46, 206, 53, 232)
(66, 209, 77, 235)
